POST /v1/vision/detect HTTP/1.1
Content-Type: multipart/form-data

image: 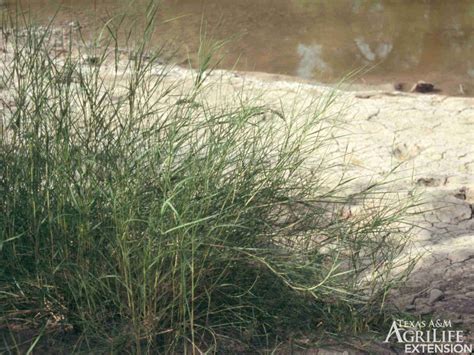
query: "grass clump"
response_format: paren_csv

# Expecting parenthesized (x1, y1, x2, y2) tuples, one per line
(0, 10, 417, 354)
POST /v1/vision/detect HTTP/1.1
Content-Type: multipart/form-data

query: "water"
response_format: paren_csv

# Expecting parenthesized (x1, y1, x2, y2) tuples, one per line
(5, 0, 474, 95)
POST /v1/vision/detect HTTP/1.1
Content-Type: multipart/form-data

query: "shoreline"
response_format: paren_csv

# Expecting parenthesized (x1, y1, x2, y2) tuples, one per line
(172, 60, 473, 98)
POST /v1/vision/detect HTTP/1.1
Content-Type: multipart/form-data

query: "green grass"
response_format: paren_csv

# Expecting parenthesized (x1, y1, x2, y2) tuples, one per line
(0, 6, 418, 354)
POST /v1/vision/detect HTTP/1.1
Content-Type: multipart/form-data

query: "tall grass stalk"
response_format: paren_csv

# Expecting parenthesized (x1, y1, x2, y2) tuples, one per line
(0, 7, 417, 354)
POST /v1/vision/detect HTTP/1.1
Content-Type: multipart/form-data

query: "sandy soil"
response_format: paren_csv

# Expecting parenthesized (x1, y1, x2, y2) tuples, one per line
(160, 66, 474, 353)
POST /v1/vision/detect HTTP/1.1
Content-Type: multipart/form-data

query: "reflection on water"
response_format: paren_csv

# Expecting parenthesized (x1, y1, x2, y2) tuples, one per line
(353, 38, 393, 62)
(4, 0, 474, 95)
(296, 43, 329, 79)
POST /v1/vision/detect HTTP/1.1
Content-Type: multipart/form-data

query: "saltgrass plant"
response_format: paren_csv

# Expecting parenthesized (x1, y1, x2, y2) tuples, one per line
(0, 7, 417, 354)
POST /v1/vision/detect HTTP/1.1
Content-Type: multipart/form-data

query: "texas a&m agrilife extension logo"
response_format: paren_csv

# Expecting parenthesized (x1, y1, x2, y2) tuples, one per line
(384, 319, 472, 354)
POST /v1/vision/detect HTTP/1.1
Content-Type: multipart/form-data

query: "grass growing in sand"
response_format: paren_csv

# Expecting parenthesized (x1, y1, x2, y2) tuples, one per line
(0, 4, 418, 354)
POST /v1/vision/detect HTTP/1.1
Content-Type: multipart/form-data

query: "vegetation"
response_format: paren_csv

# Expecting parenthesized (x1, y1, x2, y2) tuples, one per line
(1, 6, 417, 354)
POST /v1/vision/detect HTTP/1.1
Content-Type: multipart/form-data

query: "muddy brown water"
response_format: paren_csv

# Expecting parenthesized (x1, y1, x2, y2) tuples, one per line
(3, 0, 474, 96)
